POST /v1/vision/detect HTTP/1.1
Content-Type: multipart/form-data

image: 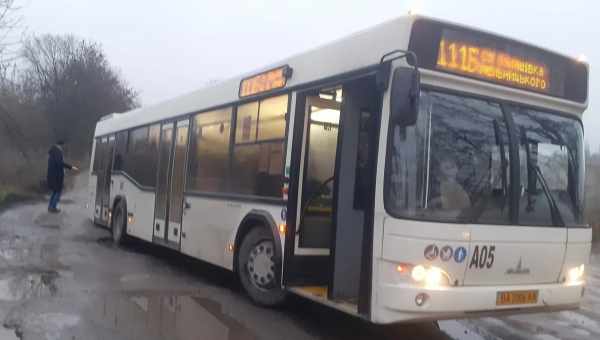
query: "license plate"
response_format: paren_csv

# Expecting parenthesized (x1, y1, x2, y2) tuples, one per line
(496, 290, 538, 306)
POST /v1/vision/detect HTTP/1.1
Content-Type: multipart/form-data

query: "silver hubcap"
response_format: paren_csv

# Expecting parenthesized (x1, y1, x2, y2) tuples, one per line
(247, 240, 275, 290)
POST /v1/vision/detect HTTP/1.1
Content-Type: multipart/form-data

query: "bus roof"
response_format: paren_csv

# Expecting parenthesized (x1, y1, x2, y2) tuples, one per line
(95, 15, 587, 137)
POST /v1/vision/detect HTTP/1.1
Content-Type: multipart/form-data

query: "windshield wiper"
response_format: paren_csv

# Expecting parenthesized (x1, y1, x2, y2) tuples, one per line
(532, 165, 565, 227)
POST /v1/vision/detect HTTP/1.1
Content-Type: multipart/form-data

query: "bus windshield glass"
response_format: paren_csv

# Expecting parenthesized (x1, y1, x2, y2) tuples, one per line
(385, 90, 584, 226)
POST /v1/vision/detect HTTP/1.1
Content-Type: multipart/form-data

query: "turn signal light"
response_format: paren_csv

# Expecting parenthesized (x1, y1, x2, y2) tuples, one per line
(278, 223, 286, 235)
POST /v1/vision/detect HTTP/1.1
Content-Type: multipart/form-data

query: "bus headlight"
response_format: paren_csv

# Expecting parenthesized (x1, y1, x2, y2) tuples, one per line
(567, 264, 585, 285)
(425, 267, 444, 287)
(411, 265, 427, 282)
(410, 265, 450, 288)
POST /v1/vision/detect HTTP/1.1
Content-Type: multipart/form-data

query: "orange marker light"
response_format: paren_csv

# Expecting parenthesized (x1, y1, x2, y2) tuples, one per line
(278, 224, 286, 235)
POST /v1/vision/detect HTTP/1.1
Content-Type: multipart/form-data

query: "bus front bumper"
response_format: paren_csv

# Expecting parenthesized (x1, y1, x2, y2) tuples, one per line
(373, 281, 584, 323)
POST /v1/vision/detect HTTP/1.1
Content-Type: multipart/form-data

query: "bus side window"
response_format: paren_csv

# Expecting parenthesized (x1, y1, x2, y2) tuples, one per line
(113, 131, 128, 171)
(92, 138, 102, 173)
(187, 108, 232, 193)
(231, 95, 288, 198)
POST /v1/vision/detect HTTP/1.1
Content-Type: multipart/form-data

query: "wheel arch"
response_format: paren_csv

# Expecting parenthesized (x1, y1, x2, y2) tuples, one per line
(233, 210, 282, 274)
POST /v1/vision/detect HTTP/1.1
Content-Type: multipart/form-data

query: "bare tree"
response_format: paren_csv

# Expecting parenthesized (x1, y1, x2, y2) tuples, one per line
(21, 34, 139, 157)
(0, 0, 22, 63)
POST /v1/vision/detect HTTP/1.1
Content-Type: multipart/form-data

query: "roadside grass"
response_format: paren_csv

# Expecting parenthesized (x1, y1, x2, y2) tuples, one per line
(0, 189, 13, 211)
(0, 187, 40, 212)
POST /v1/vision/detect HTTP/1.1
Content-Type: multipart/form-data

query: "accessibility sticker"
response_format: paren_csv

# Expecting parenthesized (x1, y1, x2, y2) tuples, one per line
(440, 246, 453, 262)
(424, 244, 439, 261)
(454, 246, 467, 263)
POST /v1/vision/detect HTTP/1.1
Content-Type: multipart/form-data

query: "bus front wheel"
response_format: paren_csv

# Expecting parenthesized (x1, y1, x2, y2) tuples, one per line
(237, 227, 286, 306)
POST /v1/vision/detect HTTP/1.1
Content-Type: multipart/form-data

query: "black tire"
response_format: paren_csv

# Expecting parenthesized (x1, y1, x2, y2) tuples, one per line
(237, 227, 286, 306)
(111, 199, 129, 245)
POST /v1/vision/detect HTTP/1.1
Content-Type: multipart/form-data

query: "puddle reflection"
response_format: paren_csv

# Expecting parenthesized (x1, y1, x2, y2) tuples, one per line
(92, 294, 257, 340)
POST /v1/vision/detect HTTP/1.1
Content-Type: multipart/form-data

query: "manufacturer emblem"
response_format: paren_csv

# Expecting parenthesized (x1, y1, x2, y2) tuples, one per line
(454, 247, 467, 263)
(424, 244, 439, 261)
(440, 246, 453, 262)
(506, 257, 530, 275)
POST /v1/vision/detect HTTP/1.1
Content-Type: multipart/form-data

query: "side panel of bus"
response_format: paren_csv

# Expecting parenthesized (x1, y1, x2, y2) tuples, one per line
(90, 91, 292, 272)
(109, 173, 156, 242)
(180, 197, 285, 270)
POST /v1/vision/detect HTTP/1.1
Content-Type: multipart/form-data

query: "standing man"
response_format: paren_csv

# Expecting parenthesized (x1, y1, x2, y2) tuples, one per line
(47, 140, 78, 213)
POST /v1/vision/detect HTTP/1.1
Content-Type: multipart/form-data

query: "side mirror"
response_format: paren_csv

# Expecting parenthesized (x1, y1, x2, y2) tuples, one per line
(390, 67, 421, 127)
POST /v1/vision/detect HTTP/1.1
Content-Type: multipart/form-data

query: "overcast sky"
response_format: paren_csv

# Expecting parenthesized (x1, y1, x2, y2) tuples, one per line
(19, 0, 600, 149)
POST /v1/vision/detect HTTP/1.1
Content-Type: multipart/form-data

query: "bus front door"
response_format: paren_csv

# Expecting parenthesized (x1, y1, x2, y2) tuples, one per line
(94, 135, 115, 226)
(153, 119, 190, 249)
(284, 76, 380, 313)
(284, 91, 341, 288)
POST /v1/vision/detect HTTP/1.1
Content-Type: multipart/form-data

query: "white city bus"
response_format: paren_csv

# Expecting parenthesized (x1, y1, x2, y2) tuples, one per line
(88, 15, 591, 323)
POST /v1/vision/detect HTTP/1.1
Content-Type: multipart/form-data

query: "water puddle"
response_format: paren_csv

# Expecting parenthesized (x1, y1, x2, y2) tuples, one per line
(88, 293, 257, 340)
(0, 270, 58, 301)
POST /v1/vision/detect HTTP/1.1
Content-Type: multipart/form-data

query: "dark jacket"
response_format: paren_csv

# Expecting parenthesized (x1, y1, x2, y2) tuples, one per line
(47, 145, 72, 191)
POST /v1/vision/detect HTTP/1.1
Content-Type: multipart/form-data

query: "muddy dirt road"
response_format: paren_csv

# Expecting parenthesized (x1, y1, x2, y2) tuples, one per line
(0, 177, 598, 340)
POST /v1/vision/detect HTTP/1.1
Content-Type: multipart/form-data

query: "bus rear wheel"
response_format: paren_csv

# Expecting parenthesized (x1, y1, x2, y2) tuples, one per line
(237, 227, 286, 306)
(111, 200, 129, 245)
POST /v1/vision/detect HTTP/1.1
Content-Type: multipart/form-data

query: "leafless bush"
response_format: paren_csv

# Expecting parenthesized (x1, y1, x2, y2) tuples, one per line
(0, 0, 23, 63)
(1, 32, 138, 194)
(21, 34, 139, 157)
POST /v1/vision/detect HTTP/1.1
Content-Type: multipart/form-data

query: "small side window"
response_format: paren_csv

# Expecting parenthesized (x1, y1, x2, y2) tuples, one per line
(257, 95, 287, 141)
(236, 102, 259, 144)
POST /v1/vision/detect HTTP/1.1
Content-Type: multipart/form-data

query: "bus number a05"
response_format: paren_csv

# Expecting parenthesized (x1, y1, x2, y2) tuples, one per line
(469, 245, 496, 269)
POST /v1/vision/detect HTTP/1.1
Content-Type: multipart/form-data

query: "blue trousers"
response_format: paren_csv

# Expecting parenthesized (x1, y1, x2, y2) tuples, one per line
(48, 190, 61, 210)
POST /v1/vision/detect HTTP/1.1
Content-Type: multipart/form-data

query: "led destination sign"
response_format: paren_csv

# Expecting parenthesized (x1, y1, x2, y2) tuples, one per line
(436, 38, 550, 93)
(239, 66, 291, 98)
(408, 19, 588, 103)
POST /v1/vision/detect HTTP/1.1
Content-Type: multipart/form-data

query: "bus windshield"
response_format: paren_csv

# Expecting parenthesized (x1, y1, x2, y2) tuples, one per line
(385, 90, 584, 226)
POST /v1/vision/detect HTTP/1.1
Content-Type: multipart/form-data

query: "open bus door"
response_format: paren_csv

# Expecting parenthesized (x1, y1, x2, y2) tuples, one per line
(94, 135, 115, 226)
(283, 75, 381, 314)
